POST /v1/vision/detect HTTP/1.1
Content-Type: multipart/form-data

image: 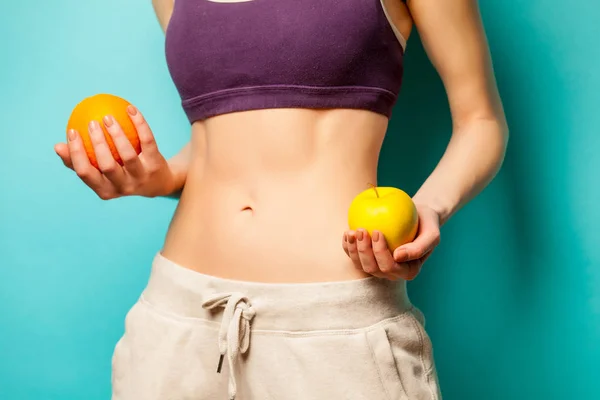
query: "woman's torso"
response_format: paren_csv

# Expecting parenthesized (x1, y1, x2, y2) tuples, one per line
(162, 109, 388, 282)
(160, 0, 412, 283)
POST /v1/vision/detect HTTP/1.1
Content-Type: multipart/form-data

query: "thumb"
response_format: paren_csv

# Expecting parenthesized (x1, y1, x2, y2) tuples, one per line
(54, 143, 73, 169)
(394, 210, 440, 262)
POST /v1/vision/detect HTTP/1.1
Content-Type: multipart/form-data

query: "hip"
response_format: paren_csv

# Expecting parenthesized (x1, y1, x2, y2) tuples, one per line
(143, 252, 413, 330)
(111, 253, 441, 400)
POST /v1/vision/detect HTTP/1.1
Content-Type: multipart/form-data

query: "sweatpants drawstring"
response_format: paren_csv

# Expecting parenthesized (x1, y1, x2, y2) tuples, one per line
(202, 292, 256, 400)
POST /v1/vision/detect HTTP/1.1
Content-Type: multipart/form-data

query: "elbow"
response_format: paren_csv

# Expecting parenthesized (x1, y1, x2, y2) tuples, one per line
(498, 116, 510, 161)
(491, 117, 509, 178)
(499, 115, 510, 147)
(456, 113, 509, 173)
(488, 116, 509, 170)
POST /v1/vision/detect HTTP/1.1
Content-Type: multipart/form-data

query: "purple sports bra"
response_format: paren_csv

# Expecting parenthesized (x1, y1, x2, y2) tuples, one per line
(165, 0, 407, 123)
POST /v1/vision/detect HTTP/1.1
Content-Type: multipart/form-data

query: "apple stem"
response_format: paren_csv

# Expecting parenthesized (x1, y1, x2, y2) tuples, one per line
(368, 183, 380, 198)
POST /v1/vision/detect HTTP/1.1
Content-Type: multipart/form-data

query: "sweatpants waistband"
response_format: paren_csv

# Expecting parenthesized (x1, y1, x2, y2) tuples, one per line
(142, 252, 413, 332)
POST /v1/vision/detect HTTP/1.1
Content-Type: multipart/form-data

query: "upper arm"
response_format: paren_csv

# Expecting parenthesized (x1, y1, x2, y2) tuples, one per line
(407, 0, 506, 128)
(152, 0, 175, 33)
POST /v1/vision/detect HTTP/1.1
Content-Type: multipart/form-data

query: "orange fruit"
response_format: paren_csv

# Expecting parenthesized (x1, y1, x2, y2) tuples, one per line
(66, 94, 141, 169)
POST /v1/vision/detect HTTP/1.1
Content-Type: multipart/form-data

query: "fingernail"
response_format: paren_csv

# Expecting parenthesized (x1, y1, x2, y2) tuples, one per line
(357, 230, 364, 241)
(68, 129, 76, 141)
(127, 105, 137, 116)
(343, 233, 347, 242)
(372, 231, 380, 242)
(103, 115, 113, 127)
(88, 120, 99, 133)
(348, 234, 356, 244)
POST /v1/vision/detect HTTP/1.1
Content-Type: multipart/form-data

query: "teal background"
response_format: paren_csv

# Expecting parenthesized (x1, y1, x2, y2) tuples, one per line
(1, 0, 598, 399)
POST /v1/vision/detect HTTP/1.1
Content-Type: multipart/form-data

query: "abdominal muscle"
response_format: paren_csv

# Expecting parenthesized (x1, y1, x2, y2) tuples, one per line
(160, 108, 390, 283)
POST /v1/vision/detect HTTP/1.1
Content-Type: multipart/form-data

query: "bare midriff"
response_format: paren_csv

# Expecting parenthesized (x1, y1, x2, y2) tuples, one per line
(161, 108, 390, 283)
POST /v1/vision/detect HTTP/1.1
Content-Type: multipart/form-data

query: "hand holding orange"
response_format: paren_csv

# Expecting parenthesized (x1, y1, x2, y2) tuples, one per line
(66, 93, 141, 169)
(348, 184, 418, 251)
(57, 93, 176, 200)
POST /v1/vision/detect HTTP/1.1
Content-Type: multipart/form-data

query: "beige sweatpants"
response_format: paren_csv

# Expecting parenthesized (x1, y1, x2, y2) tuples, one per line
(111, 253, 442, 400)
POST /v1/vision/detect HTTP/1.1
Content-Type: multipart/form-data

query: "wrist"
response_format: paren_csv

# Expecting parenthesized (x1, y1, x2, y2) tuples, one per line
(161, 159, 187, 198)
(412, 194, 456, 226)
(139, 161, 184, 199)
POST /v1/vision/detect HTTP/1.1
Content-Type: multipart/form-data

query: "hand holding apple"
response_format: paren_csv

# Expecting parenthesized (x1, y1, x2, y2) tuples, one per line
(348, 185, 419, 251)
(342, 185, 441, 281)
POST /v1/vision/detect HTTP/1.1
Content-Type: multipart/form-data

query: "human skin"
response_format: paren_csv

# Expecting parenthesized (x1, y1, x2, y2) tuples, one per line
(55, 0, 508, 283)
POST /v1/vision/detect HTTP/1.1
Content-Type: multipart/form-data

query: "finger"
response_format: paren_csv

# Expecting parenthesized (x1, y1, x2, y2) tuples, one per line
(126, 105, 160, 157)
(342, 232, 350, 256)
(405, 247, 436, 280)
(103, 115, 144, 176)
(396, 248, 434, 281)
(345, 231, 364, 271)
(67, 129, 105, 190)
(371, 231, 404, 280)
(394, 226, 440, 263)
(418, 251, 433, 267)
(422, 251, 433, 263)
(54, 142, 73, 169)
(89, 120, 126, 184)
(356, 229, 384, 278)
(403, 258, 425, 281)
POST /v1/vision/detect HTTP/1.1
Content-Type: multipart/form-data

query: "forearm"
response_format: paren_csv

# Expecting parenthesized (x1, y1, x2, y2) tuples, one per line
(412, 117, 508, 225)
(163, 141, 191, 199)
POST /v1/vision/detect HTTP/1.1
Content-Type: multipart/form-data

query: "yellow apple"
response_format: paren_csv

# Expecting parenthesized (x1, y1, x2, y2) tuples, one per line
(348, 185, 419, 251)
